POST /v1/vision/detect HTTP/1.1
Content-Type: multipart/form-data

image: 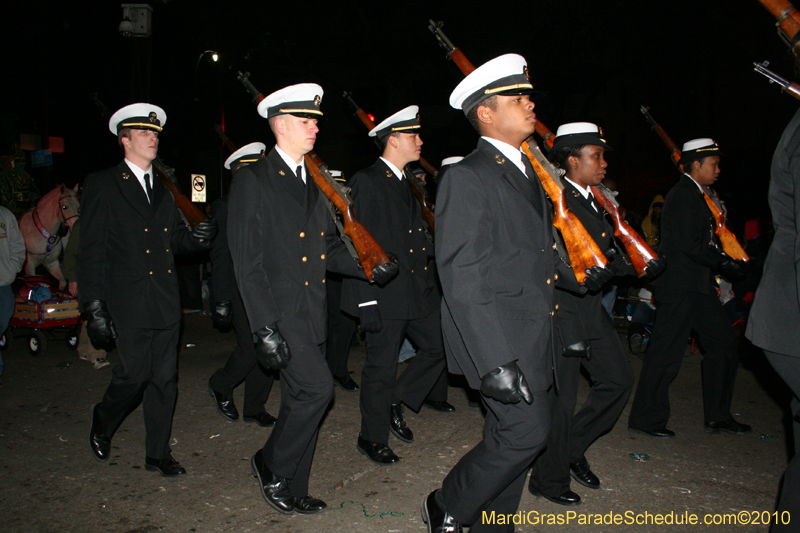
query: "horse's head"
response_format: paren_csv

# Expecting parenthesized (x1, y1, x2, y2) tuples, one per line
(58, 184, 80, 230)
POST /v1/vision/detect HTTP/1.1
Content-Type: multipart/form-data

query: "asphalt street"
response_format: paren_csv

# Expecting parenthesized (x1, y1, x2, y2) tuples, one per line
(0, 315, 791, 532)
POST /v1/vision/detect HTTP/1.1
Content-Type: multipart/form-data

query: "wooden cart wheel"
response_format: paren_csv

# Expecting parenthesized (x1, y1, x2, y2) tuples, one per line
(0, 329, 11, 351)
(29, 330, 47, 356)
(67, 327, 79, 350)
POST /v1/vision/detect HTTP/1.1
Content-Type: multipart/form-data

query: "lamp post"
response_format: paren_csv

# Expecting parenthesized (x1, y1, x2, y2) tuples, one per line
(193, 50, 219, 101)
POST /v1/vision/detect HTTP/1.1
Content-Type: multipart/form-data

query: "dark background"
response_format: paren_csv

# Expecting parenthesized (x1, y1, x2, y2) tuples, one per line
(4, 0, 798, 232)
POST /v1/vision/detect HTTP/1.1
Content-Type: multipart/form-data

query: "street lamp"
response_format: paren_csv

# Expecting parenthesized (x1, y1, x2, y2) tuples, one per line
(193, 50, 219, 101)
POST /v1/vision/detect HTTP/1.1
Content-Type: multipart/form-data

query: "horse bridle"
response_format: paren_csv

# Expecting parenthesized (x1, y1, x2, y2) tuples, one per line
(31, 194, 79, 256)
(58, 194, 80, 225)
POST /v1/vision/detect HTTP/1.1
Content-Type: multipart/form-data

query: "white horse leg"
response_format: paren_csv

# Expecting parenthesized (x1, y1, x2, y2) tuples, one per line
(23, 253, 40, 277)
(45, 257, 66, 290)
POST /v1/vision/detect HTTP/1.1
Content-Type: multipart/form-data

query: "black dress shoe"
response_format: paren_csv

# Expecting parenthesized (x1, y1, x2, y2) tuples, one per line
(569, 458, 600, 489)
(629, 426, 676, 438)
(421, 489, 463, 533)
(250, 450, 295, 514)
(422, 400, 456, 412)
(357, 436, 400, 465)
(390, 403, 414, 443)
(145, 454, 187, 477)
(332, 374, 360, 392)
(704, 418, 752, 435)
(208, 384, 239, 422)
(528, 485, 582, 506)
(89, 404, 111, 462)
(294, 495, 327, 514)
(243, 412, 277, 428)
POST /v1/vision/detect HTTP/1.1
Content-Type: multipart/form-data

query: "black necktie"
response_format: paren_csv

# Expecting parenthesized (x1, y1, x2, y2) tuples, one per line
(588, 192, 598, 212)
(295, 165, 305, 188)
(144, 172, 152, 203)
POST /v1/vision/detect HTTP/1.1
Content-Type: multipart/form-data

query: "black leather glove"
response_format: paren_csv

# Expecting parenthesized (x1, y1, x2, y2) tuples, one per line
(718, 256, 748, 281)
(254, 323, 291, 370)
(84, 300, 117, 345)
(480, 361, 533, 405)
(644, 255, 667, 279)
(212, 300, 232, 328)
(191, 218, 218, 242)
(604, 249, 630, 277)
(359, 304, 383, 333)
(562, 340, 592, 360)
(582, 265, 614, 292)
(371, 252, 399, 287)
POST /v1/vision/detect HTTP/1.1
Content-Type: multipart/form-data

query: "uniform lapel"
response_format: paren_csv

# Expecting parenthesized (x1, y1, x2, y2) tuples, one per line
(302, 161, 320, 227)
(149, 173, 165, 214)
(267, 148, 306, 207)
(115, 161, 153, 221)
(478, 140, 541, 216)
(378, 160, 412, 207)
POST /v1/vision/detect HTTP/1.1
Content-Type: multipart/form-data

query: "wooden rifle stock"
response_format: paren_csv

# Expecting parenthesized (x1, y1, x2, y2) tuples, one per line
(704, 194, 750, 261)
(343, 91, 436, 234)
(589, 184, 658, 276)
(429, 21, 606, 283)
(235, 73, 393, 280)
(639, 106, 749, 261)
(305, 153, 391, 282)
(91, 93, 207, 227)
(757, 0, 800, 53)
(520, 142, 607, 284)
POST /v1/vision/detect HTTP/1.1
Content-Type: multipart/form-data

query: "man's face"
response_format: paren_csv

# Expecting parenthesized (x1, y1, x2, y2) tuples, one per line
(124, 129, 159, 165)
(487, 94, 536, 145)
(567, 145, 607, 188)
(394, 132, 423, 164)
(280, 115, 319, 157)
(692, 155, 720, 186)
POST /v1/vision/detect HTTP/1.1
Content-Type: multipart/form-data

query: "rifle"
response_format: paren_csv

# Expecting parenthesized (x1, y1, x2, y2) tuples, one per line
(235, 72, 393, 282)
(753, 60, 800, 100)
(428, 21, 608, 283)
(756, 0, 800, 54)
(591, 183, 658, 276)
(639, 106, 749, 261)
(90, 93, 208, 227)
(214, 124, 240, 154)
(343, 91, 436, 237)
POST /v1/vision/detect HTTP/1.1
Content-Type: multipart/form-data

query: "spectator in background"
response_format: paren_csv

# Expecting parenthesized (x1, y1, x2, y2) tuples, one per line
(0, 205, 25, 378)
(62, 218, 110, 369)
(640, 195, 664, 251)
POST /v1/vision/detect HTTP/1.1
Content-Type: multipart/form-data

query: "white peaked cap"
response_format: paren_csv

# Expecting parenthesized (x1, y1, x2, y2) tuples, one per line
(224, 142, 266, 169)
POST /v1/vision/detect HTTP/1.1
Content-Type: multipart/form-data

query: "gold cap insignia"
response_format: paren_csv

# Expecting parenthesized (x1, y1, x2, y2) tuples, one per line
(313, 95, 321, 107)
(524, 66, 531, 82)
(495, 154, 506, 165)
(279, 170, 286, 176)
(416, 113, 421, 125)
(148, 112, 157, 123)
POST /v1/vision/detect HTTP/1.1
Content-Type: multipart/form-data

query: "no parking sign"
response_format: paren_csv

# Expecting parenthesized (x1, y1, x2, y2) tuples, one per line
(191, 174, 206, 202)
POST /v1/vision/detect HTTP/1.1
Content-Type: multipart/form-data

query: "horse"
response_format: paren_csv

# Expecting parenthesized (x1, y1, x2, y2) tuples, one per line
(19, 184, 80, 290)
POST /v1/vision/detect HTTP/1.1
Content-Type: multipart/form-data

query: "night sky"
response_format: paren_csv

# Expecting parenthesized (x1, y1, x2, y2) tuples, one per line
(5, 0, 799, 234)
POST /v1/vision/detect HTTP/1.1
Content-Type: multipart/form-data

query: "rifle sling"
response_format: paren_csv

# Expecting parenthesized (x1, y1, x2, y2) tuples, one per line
(321, 195, 361, 267)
